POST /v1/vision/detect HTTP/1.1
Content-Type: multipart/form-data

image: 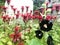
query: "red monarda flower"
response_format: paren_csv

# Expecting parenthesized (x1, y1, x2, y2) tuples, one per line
(2, 6, 7, 13)
(22, 14, 28, 22)
(12, 8, 17, 13)
(34, 10, 40, 15)
(27, 14, 32, 19)
(39, 16, 43, 21)
(17, 11, 20, 14)
(51, 16, 56, 19)
(10, 32, 21, 42)
(11, 5, 14, 9)
(2, 15, 11, 22)
(14, 26, 20, 31)
(10, 33, 15, 38)
(26, 6, 29, 12)
(2, 15, 8, 22)
(15, 14, 19, 19)
(21, 6, 24, 12)
(46, 15, 52, 21)
(13, 8, 17, 12)
(7, 0, 11, 5)
(30, 10, 32, 14)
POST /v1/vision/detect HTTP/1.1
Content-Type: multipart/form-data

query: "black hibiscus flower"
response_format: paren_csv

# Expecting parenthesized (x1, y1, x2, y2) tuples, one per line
(39, 19, 53, 32)
(47, 35, 54, 45)
(35, 30, 43, 39)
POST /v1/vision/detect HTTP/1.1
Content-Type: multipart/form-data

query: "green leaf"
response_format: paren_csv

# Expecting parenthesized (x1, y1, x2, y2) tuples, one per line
(29, 38, 43, 45)
(1, 38, 7, 43)
(0, 41, 4, 45)
(0, 19, 3, 25)
(7, 41, 13, 45)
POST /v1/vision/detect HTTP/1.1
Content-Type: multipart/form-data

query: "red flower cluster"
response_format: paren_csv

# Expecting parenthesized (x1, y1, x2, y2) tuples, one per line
(10, 26, 21, 42)
(14, 26, 20, 32)
(46, 15, 52, 20)
(10, 32, 21, 42)
(22, 14, 43, 22)
(15, 14, 20, 19)
(46, 15, 57, 21)
(2, 15, 11, 22)
(2, 6, 7, 13)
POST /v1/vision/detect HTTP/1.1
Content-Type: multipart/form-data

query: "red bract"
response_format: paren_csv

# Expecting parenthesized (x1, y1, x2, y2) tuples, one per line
(10, 32, 21, 42)
(14, 26, 20, 32)
(46, 15, 52, 21)
(10, 33, 15, 38)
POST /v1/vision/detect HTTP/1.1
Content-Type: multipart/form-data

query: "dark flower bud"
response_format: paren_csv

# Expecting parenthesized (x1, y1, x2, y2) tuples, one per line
(35, 30, 43, 39)
(47, 35, 54, 45)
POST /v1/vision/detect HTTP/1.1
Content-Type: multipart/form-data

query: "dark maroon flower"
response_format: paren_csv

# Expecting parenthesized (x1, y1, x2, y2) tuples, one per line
(39, 19, 53, 32)
(47, 35, 54, 45)
(35, 30, 43, 39)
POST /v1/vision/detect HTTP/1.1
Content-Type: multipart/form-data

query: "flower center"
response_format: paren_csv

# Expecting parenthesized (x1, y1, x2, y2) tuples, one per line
(39, 34, 41, 36)
(43, 24, 47, 28)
